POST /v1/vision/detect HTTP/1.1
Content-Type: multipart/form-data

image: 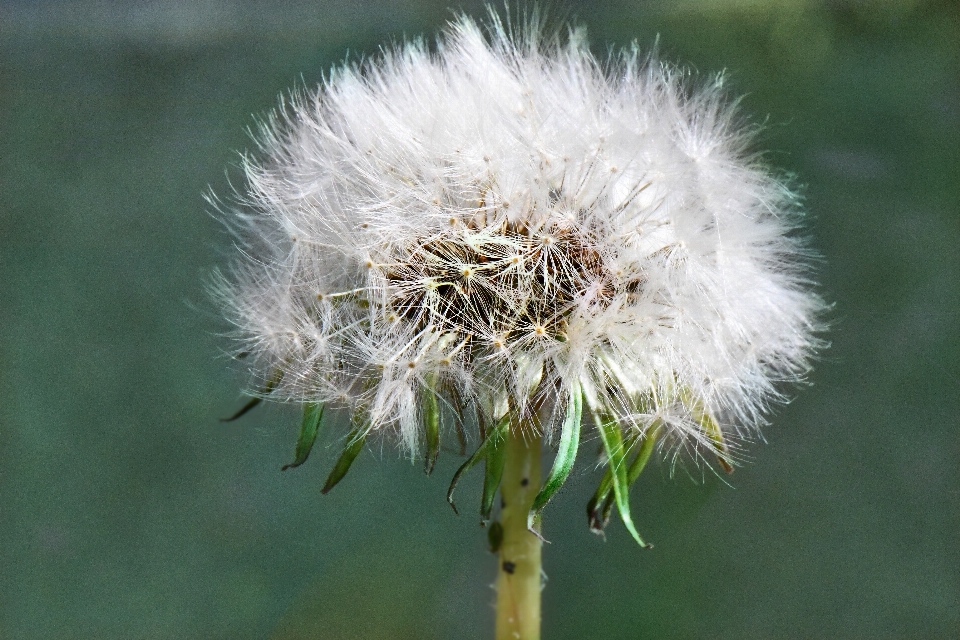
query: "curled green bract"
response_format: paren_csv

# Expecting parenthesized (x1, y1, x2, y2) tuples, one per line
(446, 413, 511, 516)
(594, 412, 653, 549)
(282, 402, 325, 471)
(680, 388, 735, 473)
(220, 368, 283, 422)
(422, 377, 441, 475)
(587, 422, 661, 535)
(527, 382, 582, 540)
(321, 425, 368, 495)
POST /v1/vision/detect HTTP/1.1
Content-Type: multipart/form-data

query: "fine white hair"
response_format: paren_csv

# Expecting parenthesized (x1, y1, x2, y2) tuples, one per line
(213, 12, 824, 468)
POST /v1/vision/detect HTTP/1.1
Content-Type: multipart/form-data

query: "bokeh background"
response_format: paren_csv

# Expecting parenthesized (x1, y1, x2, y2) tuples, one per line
(2, 1, 958, 638)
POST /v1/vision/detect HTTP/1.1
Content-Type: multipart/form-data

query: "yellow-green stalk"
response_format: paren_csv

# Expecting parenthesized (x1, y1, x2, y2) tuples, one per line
(495, 426, 542, 640)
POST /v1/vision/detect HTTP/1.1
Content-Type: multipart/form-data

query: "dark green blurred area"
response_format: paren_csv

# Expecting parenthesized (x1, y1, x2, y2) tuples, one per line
(2, 1, 958, 638)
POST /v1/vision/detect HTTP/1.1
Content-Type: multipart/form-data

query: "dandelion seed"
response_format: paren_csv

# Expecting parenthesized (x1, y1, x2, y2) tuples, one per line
(213, 11, 824, 639)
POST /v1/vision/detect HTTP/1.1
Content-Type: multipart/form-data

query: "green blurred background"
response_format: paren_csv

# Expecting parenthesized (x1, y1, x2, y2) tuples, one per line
(2, 1, 958, 638)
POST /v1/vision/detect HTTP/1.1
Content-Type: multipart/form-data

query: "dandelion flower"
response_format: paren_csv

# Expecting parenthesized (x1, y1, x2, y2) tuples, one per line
(214, 12, 823, 639)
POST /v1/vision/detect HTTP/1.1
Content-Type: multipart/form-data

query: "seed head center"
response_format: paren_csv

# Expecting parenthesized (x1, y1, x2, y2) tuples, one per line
(386, 222, 617, 343)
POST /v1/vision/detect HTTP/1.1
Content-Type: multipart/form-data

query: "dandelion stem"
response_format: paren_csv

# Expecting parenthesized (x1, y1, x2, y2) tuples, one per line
(495, 423, 542, 640)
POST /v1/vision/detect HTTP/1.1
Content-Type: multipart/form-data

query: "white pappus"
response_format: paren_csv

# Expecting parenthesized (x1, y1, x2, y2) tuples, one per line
(213, 13, 824, 492)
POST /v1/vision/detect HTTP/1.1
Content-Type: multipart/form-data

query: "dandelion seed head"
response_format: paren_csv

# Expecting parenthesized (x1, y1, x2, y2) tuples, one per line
(215, 13, 824, 466)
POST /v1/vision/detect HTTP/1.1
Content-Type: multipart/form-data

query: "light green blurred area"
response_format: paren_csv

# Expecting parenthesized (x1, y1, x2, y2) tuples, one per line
(2, 1, 958, 638)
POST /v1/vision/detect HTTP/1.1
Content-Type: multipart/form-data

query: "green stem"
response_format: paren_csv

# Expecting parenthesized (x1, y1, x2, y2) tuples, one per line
(495, 424, 542, 640)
